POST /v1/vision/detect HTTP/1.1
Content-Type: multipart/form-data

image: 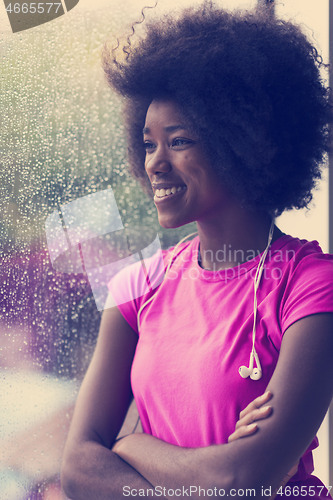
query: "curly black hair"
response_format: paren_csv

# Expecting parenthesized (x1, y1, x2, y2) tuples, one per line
(103, 1, 331, 216)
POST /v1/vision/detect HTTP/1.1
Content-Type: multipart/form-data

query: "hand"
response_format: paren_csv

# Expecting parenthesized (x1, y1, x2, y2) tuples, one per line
(228, 391, 273, 443)
(112, 433, 139, 460)
(112, 435, 129, 456)
(112, 437, 122, 454)
(228, 391, 298, 499)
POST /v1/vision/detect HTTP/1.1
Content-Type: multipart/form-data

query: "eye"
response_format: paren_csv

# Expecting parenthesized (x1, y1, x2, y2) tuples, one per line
(143, 141, 155, 153)
(171, 137, 195, 148)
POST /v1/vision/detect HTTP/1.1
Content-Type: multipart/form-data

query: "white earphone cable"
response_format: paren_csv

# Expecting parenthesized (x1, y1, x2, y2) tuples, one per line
(250, 220, 275, 371)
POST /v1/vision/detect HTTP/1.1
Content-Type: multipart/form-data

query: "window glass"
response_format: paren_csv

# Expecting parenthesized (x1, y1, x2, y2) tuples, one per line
(0, 2, 161, 497)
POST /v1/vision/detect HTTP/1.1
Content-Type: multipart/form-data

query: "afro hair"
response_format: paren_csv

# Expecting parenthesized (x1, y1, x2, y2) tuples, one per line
(103, 1, 332, 216)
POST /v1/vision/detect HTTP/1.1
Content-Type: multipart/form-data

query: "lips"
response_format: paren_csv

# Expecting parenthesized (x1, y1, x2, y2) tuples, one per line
(152, 184, 187, 203)
(154, 185, 186, 198)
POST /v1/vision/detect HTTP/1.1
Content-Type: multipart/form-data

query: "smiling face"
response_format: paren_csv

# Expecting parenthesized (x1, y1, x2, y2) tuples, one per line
(143, 99, 235, 229)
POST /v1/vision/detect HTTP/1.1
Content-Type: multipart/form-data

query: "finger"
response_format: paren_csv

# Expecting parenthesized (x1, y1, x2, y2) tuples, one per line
(235, 405, 272, 430)
(239, 391, 272, 418)
(228, 423, 258, 443)
(239, 391, 272, 419)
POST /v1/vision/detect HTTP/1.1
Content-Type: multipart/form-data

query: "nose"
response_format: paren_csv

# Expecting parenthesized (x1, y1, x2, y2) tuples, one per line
(145, 145, 172, 178)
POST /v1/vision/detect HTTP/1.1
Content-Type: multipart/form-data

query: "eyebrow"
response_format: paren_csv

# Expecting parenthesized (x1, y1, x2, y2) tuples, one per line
(142, 125, 187, 135)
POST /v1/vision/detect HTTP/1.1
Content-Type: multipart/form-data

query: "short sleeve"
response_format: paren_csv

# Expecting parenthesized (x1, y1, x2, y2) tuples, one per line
(107, 248, 166, 333)
(280, 249, 333, 335)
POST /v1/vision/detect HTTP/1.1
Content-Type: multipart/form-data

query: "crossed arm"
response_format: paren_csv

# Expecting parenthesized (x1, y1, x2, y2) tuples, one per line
(61, 307, 333, 499)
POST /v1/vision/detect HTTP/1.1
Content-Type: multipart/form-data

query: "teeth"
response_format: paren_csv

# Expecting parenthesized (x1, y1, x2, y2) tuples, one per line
(154, 186, 186, 198)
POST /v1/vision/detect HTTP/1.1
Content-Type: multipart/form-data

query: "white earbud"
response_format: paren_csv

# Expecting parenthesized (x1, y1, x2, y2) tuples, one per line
(250, 367, 262, 381)
(239, 352, 254, 378)
(250, 351, 262, 380)
(238, 351, 262, 380)
(239, 365, 252, 378)
(239, 351, 262, 380)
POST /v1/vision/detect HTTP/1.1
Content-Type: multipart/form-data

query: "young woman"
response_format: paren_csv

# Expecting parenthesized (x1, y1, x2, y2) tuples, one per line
(61, 2, 333, 498)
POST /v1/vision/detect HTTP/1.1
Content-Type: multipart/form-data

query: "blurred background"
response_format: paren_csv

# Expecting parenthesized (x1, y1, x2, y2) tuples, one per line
(0, 0, 330, 498)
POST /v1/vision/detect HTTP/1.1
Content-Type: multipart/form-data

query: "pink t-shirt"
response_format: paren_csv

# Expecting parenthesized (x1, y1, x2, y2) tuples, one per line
(108, 234, 333, 493)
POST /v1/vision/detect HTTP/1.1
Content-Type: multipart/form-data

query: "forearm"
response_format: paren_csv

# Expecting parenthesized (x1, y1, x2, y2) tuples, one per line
(112, 432, 293, 499)
(112, 434, 235, 495)
(61, 439, 164, 500)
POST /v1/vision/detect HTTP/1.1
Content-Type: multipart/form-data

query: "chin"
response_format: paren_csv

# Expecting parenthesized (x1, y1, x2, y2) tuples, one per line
(158, 214, 193, 230)
(159, 220, 181, 229)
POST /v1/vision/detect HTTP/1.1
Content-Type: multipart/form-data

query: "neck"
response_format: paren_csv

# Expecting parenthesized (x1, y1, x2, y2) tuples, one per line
(196, 212, 282, 271)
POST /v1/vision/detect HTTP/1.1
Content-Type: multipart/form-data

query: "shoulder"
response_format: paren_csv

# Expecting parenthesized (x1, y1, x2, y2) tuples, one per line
(270, 234, 333, 277)
(279, 235, 333, 281)
(273, 234, 333, 333)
